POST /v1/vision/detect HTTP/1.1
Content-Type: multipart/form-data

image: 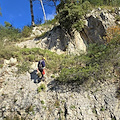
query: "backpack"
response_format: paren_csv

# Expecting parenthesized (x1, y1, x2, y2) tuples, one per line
(38, 60, 43, 68)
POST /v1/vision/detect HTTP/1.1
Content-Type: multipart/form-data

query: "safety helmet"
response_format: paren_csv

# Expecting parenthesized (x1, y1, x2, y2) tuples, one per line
(43, 57, 46, 61)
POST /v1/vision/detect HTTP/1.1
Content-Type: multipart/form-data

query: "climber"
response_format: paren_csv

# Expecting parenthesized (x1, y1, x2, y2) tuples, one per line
(37, 57, 46, 80)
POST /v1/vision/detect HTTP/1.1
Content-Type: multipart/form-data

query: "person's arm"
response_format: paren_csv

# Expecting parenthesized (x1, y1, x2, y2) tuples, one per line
(38, 61, 40, 68)
(37, 61, 40, 73)
(42, 61, 45, 68)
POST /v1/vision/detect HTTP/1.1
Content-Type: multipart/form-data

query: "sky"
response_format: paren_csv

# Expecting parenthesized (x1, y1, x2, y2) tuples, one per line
(0, 0, 58, 29)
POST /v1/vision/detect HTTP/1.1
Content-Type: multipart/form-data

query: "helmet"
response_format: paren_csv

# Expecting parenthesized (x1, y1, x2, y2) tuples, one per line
(43, 57, 46, 61)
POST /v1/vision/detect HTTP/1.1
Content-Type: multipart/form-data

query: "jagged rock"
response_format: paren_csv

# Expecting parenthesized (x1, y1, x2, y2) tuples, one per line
(31, 25, 53, 37)
(117, 21, 120, 25)
(16, 26, 86, 55)
(30, 62, 38, 70)
(84, 9, 116, 43)
(16, 9, 117, 55)
(67, 30, 87, 55)
(4, 57, 17, 66)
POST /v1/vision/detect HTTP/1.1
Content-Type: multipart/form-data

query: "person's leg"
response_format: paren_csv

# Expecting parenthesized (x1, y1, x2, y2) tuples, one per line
(38, 67, 42, 77)
(42, 74, 44, 78)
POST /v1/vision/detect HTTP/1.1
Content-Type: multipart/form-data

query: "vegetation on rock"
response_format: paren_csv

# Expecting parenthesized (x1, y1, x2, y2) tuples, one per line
(56, 1, 91, 33)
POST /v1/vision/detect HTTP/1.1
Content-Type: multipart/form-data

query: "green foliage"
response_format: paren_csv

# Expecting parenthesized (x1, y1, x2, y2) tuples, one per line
(0, 54, 4, 67)
(35, 32, 47, 39)
(51, 74, 55, 78)
(57, 34, 120, 84)
(86, 0, 103, 6)
(17, 62, 30, 74)
(22, 26, 32, 37)
(4, 21, 12, 28)
(56, 0, 120, 34)
(85, 0, 120, 6)
(54, 100, 60, 108)
(41, 100, 45, 104)
(44, 18, 58, 25)
(58, 64, 99, 83)
(56, 1, 91, 33)
(70, 105, 76, 109)
(100, 106, 105, 111)
(25, 105, 34, 113)
(92, 107, 97, 114)
(37, 84, 46, 93)
(0, 45, 19, 59)
(115, 15, 120, 21)
(28, 54, 35, 61)
(72, 20, 85, 31)
(0, 64, 3, 68)
(0, 25, 21, 42)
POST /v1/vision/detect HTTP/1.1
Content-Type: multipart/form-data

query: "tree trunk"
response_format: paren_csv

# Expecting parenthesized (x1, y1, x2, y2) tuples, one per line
(40, 0, 47, 22)
(53, 0, 58, 14)
(30, 0, 35, 26)
(0, 7, 2, 16)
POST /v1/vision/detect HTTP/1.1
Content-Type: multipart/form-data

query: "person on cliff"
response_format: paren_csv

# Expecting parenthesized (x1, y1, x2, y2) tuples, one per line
(37, 57, 46, 81)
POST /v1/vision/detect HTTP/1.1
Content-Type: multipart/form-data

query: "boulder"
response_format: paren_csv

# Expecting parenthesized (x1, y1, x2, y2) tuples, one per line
(4, 57, 17, 66)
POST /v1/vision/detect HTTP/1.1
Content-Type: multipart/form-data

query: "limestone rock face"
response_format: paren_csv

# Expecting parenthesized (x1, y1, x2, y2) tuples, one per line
(31, 25, 53, 37)
(4, 57, 17, 66)
(45, 26, 69, 54)
(0, 63, 120, 120)
(67, 30, 87, 55)
(84, 9, 116, 43)
(47, 27, 87, 55)
(16, 26, 86, 55)
(16, 9, 117, 55)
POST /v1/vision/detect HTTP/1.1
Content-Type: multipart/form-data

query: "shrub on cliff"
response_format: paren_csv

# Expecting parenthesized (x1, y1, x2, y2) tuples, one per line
(22, 26, 32, 37)
(56, 1, 91, 33)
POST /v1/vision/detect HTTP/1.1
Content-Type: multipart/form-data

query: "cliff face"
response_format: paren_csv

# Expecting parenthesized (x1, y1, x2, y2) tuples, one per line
(0, 58, 120, 120)
(83, 9, 116, 44)
(16, 8, 119, 55)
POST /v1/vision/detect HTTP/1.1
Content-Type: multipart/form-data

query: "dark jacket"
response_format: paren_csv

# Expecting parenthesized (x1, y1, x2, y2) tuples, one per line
(38, 60, 45, 69)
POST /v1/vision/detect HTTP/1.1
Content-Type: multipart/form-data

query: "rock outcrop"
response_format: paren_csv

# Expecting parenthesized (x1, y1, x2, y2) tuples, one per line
(16, 9, 117, 55)
(83, 9, 116, 43)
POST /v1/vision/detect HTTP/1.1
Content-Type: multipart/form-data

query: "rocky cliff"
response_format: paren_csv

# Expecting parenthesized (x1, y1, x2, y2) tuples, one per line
(16, 8, 120, 55)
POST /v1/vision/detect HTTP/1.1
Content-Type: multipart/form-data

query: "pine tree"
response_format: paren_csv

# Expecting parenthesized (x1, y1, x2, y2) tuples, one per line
(56, 0, 91, 33)
(30, 0, 35, 26)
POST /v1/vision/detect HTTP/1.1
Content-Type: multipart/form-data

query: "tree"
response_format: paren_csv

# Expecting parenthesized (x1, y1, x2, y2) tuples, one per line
(30, 0, 35, 26)
(0, 7, 2, 16)
(51, 0, 57, 9)
(4, 21, 12, 28)
(39, 0, 47, 22)
(33, 0, 47, 22)
(56, 0, 91, 34)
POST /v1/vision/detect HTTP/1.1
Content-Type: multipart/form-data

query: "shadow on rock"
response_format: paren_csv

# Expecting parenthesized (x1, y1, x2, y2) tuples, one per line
(47, 79, 83, 93)
(30, 70, 41, 83)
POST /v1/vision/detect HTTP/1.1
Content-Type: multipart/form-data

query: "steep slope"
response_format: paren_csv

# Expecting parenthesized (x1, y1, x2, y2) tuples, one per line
(0, 58, 120, 120)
